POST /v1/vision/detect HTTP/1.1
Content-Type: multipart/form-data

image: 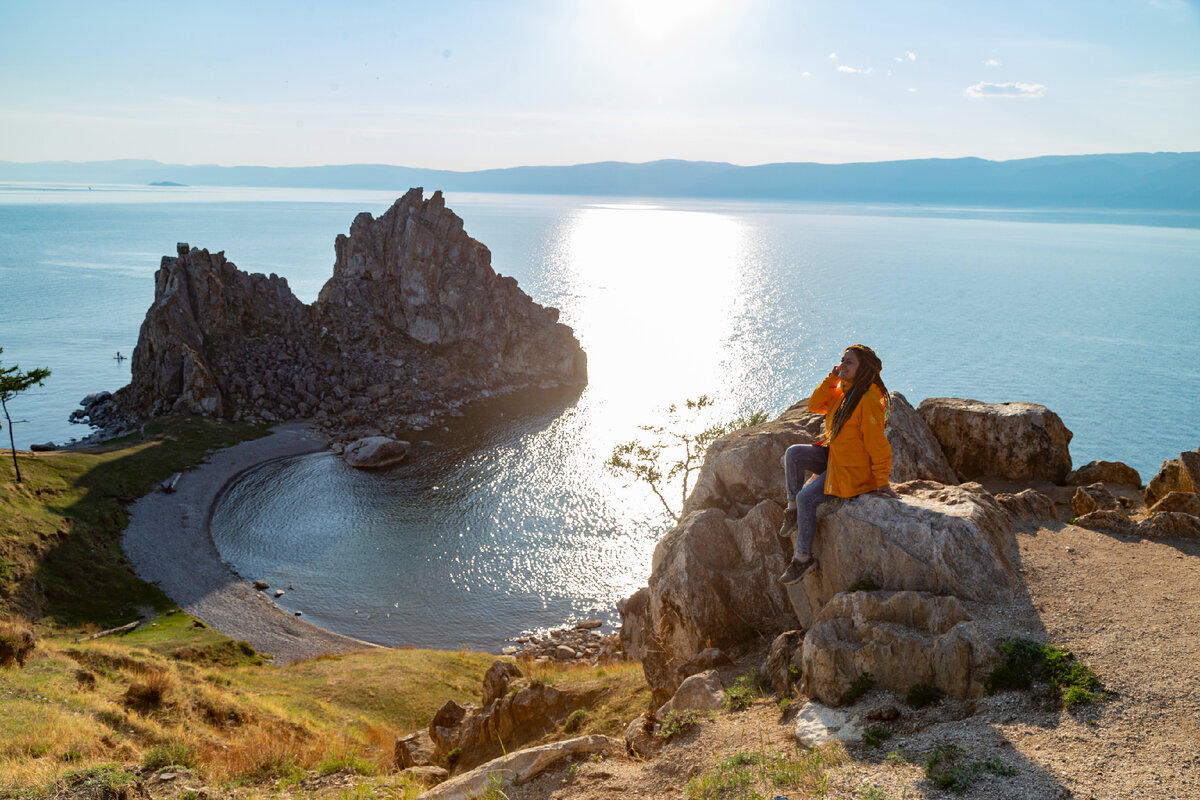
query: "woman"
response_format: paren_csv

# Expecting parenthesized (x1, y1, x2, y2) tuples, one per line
(779, 344, 897, 585)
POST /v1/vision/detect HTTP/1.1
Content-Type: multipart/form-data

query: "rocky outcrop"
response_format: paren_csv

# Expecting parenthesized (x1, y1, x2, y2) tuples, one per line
(416, 735, 620, 800)
(800, 590, 996, 705)
(917, 398, 1073, 483)
(104, 189, 586, 440)
(1072, 483, 1121, 517)
(1145, 450, 1200, 509)
(1150, 492, 1200, 516)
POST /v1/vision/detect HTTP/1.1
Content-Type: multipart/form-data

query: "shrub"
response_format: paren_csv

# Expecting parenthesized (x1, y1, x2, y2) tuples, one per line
(123, 669, 175, 711)
(984, 638, 1109, 708)
(904, 683, 941, 709)
(143, 743, 198, 771)
(861, 726, 892, 748)
(847, 575, 881, 592)
(658, 709, 714, 741)
(317, 748, 379, 777)
(563, 708, 588, 733)
(924, 744, 1016, 792)
(839, 672, 874, 706)
(723, 669, 766, 712)
(0, 617, 37, 667)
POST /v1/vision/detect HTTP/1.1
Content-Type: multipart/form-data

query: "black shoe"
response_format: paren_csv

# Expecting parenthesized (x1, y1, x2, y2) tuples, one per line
(778, 506, 797, 538)
(779, 556, 817, 585)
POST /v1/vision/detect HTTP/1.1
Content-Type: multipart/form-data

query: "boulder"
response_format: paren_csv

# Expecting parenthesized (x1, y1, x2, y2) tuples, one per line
(429, 681, 573, 773)
(1138, 512, 1200, 539)
(640, 500, 797, 705)
(1073, 510, 1137, 535)
(623, 712, 662, 758)
(402, 766, 448, 787)
(395, 730, 436, 769)
(917, 398, 1073, 483)
(1067, 460, 1141, 487)
(800, 591, 996, 706)
(673, 647, 731, 684)
(416, 735, 620, 800)
(785, 482, 1020, 630)
(793, 702, 864, 748)
(884, 392, 959, 485)
(1145, 451, 1200, 508)
(481, 660, 523, 706)
(657, 670, 724, 717)
(994, 488, 1059, 526)
(342, 436, 410, 469)
(761, 630, 805, 695)
(1072, 483, 1120, 518)
(1149, 492, 1200, 516)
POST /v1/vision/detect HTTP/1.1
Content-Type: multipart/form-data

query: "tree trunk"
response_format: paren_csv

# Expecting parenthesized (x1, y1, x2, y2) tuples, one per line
(2, 397, 20, 483)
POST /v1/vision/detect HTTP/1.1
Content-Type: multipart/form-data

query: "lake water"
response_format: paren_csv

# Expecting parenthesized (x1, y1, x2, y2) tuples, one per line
(3, 183, 1199, 649)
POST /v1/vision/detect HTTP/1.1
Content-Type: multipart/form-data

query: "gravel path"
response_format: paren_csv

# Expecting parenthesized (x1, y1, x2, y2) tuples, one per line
(121, 422, 379, 664)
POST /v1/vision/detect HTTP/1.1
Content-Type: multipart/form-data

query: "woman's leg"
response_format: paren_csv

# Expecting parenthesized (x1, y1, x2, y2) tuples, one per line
(784, 445, 828, 502)
(795, 473, 833, 558)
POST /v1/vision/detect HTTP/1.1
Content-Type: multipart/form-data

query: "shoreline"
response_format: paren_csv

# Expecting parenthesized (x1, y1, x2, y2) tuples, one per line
(121, 421, 380, 664)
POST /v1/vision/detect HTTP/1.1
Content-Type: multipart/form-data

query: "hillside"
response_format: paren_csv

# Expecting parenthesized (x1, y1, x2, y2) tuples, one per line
(2, 152, 1198, 209)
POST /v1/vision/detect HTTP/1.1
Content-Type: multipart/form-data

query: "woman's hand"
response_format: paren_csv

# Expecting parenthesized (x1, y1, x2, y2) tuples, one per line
(873, 484, 899, 499)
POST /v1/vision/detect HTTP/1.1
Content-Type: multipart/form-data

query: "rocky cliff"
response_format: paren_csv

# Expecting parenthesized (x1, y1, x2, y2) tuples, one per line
(105, 189, 586, 438)
(621, 395, 1200, 709)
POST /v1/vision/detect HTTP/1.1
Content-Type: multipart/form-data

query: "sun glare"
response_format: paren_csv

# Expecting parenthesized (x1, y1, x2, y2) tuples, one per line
(616, 0, 725, 40)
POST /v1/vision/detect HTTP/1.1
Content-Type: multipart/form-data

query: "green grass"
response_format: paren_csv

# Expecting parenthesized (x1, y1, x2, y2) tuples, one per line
(984, 638, 1110, 709)
(1, 415, 267, 628)
(658, 709, 715, 741)
(684, 742, 847, 800)
(923, 744, 1017, 792)
(839, 672, 875, 706)
(861, 725, 892, 748)
(722, 669, 765, 712)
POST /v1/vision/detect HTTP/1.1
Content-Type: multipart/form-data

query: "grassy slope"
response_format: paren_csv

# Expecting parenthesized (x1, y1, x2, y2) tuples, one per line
(0, 417, 652, 799)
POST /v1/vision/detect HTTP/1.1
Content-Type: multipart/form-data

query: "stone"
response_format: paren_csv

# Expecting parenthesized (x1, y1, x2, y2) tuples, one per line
(402, 765, 448, 787)
(1146, 451, 1200, 508)
(800, 590, 996, 706)
(617, 588, 651, 661)
(884, 392, 959, 485)
(573, 619, 603, 630)
(342, 436, 410, 469)
(29, 442, 57, 452)
(786, 483, 1020, 632)
(1066, 460, 1141, 487)
(1139, 512, 1200, 539)
(994, 488, 1059, 525)
(674, 647, 732, 683)
(1072, 483, 1120, 517)
(1149, 492, 1200, 516)
(761, 630, 805, 695)
(917, 398, 1073, 483)
(481, 660, 523, 706)
(253, 580, 269, 591)
(395, 730, 436, 769)
(416, 735, 619, 800)
(1073, 510, 1137, 535)
(657, 670, 724, 717)
(793, 701, 864, 748)
(639, 500, 797, 705)
(623, 712, 662, 758)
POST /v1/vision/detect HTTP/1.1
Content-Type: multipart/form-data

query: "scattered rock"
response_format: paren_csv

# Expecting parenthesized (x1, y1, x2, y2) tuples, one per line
(1073, 510, 1137, 535)
(1067, 460, 1141, 487)
(253, 580, 269, 591)
(342, 436, 410, 469)
(995, 488, 1059, 526)
(793, 701, 864, 748)
(917, 398, 1073, 483)
(1138, 512, 1200, 539)
(623, 712, 662, 758)
(658, 670, 724, 717)
(1072, 483, 1120, 517)
(417, 735, 619, 800)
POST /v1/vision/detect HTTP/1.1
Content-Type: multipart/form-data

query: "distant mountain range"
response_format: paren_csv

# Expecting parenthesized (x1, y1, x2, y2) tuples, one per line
(2, 152, 1197, 209)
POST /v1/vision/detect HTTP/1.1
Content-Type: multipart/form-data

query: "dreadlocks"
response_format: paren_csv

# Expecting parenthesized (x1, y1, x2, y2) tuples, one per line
(827, 344, 889, 442)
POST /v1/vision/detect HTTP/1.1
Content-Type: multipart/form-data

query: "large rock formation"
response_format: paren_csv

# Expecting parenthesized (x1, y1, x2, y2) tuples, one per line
(622, 394, 1044, 707)
(103, 189, 586, 438)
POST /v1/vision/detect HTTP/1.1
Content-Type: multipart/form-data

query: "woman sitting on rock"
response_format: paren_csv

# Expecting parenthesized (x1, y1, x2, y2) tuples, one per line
(779, 344, 898, 585)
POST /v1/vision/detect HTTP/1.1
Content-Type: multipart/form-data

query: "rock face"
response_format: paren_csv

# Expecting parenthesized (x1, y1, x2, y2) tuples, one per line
(917, 398, 1073, 483)
(107, 190, 586, 440)
(1145, 450, 1200, 509)
(622, 396, 1037, 708)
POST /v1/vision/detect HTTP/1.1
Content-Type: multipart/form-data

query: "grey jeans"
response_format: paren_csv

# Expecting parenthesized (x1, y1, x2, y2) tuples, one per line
(783, 444, 833, 557)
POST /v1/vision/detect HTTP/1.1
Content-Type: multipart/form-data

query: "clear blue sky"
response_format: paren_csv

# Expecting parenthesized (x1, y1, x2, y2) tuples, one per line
(2, 0, 1198, 169)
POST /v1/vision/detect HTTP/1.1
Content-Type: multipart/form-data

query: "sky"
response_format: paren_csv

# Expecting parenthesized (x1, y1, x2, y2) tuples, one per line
(1, 0, 1198, 170)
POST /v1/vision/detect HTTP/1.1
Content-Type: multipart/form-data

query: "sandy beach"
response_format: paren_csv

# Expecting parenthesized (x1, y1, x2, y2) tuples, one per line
(121, 422, 379, 664)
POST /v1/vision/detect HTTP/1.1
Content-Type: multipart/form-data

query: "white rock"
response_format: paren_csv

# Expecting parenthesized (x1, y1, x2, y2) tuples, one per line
(793, 701, 864, 748)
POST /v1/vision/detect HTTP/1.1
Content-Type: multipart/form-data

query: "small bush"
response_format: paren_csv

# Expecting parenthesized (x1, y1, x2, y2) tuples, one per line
(143, 742, 198, 771)
(861, 726, 893, 748)
(0, 618, 37, 667)
(658, 709, 714, 741)
(723, 669, 766, 711)
(984, 638, 1109, 708)
(847, 574, 881, 592)
(839, 672, 874, 706)
(904, 683, 941, 709)
(62, 765, 139, 796)
(317, 748, 379, 777)
(124, 670, 175, 711)
(563, 708, 588, 733)
(924, 744, 1016, 792)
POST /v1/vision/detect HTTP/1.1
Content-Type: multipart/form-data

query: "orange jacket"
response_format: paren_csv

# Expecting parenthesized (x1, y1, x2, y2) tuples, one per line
(808, 372, 893, 497)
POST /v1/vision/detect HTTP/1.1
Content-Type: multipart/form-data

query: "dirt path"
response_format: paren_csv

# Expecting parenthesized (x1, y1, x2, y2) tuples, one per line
(121, 422, 379, 664)
(500, 520, 1200, 800)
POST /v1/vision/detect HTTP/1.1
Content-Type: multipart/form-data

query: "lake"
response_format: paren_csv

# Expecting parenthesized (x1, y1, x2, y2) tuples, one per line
(3, 184, 1198, 648)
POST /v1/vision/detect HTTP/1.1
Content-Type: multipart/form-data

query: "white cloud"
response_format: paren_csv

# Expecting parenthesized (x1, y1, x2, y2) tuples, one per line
(907, 87, 917, 93)
(984, 59, 1002, 67)
(801, 71, 812, 77)
(828, 52, 838, 59)
(895, 51, 916, 62)
(837, 65, 872, 74)
(965, 81, 1047, 98)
